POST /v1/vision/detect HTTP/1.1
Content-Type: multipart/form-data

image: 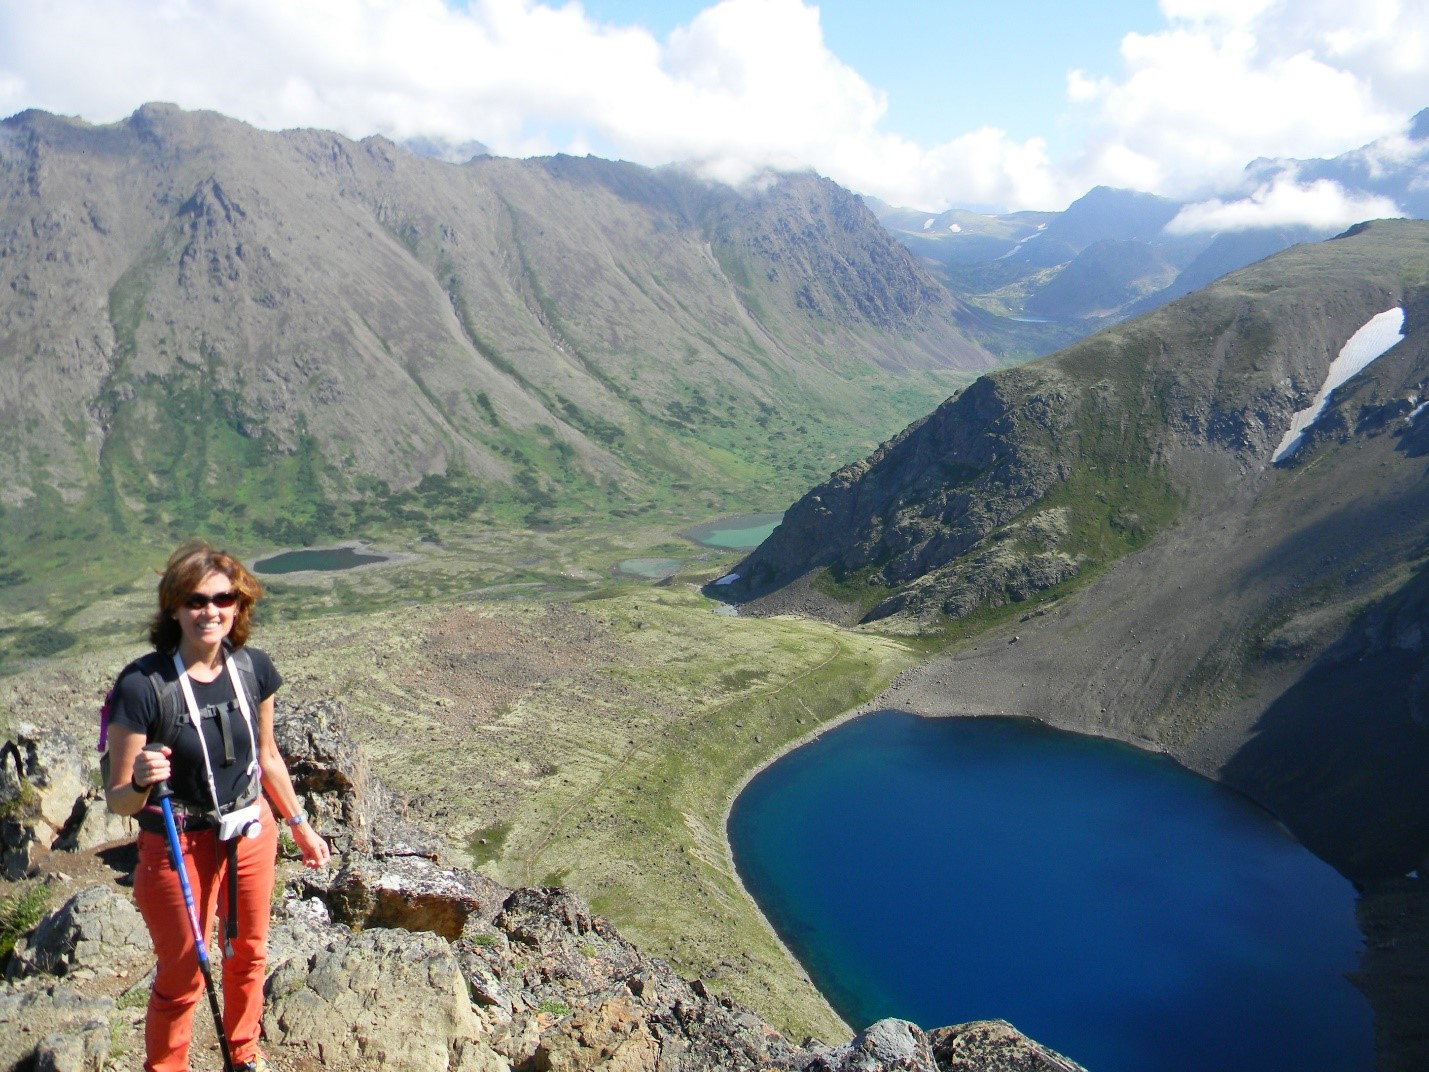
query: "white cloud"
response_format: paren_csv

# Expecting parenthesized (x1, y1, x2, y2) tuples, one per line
(0, 0, 1067, 210)
(1166, 175, 1402, 233)
(1066, 2, 1422, 198)
(0, 0, 1423, 213)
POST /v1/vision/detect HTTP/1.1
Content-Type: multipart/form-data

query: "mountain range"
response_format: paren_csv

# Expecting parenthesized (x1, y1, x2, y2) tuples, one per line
(0, 102, 991, 625)
(869, 109, 1429, 350)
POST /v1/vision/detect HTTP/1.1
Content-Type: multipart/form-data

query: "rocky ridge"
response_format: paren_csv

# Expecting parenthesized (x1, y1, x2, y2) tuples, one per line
(731, 220, 1429, 627)
(0, 700, 1084, 1072)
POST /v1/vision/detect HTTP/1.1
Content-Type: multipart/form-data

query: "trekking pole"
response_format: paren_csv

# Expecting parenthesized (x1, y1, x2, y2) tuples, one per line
(145, 744, 236, 1072)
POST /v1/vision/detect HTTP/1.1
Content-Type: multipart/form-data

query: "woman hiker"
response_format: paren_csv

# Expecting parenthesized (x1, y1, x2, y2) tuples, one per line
(104, 539, 330, 1072)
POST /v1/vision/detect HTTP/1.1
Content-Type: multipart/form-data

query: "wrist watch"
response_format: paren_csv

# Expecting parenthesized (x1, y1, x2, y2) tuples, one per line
(287, 810, 308, 828)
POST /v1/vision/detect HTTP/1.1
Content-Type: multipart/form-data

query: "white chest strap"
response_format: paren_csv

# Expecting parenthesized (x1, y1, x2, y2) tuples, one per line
(172, 652, 261, 811)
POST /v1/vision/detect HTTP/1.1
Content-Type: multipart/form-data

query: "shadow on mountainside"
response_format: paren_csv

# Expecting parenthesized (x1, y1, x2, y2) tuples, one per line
(1220, 559, 1429, 883)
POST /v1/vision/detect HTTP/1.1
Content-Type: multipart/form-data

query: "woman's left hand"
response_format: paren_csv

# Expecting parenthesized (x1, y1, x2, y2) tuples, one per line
(291, 821, 331, 869)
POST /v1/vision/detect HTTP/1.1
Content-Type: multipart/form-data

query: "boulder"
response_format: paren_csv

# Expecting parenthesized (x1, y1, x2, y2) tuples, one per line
(52, 795, 133, 854)
(264, 927, 501, 1072)
(928, 1020, 1089, 1071)
(0, 980, 114, 1072)
(6, 885, 149, 980)
(325, 854, 507, 940)
(33, 1021, 111, 1072)
(807, 1019, 937, 1072)
(0, 731, 93, 878)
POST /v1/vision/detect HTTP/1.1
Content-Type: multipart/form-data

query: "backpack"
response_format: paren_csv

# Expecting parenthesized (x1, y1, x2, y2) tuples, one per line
(98, 646, 260, 791)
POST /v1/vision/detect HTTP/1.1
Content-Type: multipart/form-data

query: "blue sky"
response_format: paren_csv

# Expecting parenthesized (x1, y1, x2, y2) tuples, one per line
(0, 1, 1424, 221)
(579, 0, 1163, 150)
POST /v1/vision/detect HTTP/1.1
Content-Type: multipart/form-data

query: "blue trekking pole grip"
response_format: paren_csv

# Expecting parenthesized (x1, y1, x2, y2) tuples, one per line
(143, 744, 236, 1072)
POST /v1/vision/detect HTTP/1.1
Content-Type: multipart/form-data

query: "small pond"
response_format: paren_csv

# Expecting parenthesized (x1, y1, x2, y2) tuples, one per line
(728, 711, 1371, 1072)
(253, 546, 391, 575)
(683, 513, 783, 550)
(617, 558, 683, 580)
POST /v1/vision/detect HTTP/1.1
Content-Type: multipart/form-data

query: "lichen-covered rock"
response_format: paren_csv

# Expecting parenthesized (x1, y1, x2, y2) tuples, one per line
(6, 885, 149, 980)
(264, 927, 491, 1072)
(0, 980, 114, 1072)
(265, 889, 347, 978)
(273, 699, 371, 852)
(808, 1019, 937, 1072)
(532, 995, 659, 1072)
(928, 1021, 1089, 1071)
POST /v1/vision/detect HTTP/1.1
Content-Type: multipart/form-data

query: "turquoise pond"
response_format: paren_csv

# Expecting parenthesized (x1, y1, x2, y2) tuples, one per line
(252, 547, 390, 574)
(617, 558, 683, 579)
(682, 513, 783, 550)
(728, 711, 1372, 1072)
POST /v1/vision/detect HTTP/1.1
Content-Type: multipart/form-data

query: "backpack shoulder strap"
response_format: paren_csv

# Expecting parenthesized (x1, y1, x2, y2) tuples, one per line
(132, 651, 185, 747)
(228, 646, 262, 714)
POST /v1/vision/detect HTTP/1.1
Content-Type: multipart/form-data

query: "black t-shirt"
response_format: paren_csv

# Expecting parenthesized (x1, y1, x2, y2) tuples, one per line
(110, 647, 282, 810)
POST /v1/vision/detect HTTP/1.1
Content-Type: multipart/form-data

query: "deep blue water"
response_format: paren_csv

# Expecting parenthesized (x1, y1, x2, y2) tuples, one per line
(253, 547, 389, 574)
(727, 711, 1372, 1072)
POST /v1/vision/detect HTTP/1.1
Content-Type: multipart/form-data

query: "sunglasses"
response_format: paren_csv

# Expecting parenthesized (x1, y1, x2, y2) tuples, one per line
(183, 590, 239, 610)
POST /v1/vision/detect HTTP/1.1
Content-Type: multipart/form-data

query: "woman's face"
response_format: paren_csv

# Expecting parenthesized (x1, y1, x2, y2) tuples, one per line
(175, 569, 238, 652)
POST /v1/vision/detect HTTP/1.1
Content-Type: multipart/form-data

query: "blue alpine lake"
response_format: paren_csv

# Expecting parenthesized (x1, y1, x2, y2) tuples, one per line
(727, 711, 1372, 1072)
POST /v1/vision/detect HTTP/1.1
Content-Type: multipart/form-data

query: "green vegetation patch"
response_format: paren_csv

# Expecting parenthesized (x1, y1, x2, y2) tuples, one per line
(0, 882, 51, 962)
(467, 822, 512, 868)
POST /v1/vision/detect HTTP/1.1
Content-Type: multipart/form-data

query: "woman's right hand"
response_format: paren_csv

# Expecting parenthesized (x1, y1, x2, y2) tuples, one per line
(133, 745, 172, 790)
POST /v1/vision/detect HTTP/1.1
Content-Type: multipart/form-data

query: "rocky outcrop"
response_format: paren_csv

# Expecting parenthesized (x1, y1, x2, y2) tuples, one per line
(5, 884, 149, 981)
(0, 983, 115, 1072)
(0, 702, 1084, 1072)
(1, 730, 131, 880)
(727, 371, 1082, 622)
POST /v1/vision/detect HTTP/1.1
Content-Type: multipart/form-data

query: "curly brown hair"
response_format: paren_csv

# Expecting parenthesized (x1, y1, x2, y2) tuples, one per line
(148, 539, 264, 653)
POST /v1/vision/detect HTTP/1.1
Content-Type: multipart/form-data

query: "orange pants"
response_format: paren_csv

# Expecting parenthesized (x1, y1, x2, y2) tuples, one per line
(133, 799, 278, 1072)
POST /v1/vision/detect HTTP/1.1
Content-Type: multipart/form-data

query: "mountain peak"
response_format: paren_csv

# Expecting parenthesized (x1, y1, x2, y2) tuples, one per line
(1409, 107, 1429, 142)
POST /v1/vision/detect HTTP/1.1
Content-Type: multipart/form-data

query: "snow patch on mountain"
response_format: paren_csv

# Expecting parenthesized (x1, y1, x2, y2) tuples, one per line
(1273, 307, 1406, 463)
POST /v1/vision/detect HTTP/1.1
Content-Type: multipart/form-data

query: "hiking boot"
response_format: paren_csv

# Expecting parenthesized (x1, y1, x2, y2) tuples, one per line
(234, 1054, 272, 1072)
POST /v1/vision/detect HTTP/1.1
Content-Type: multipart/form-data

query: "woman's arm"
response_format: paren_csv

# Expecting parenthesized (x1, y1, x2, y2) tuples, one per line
(104, 726, 171, 817)
(256, 694, 330, 868)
